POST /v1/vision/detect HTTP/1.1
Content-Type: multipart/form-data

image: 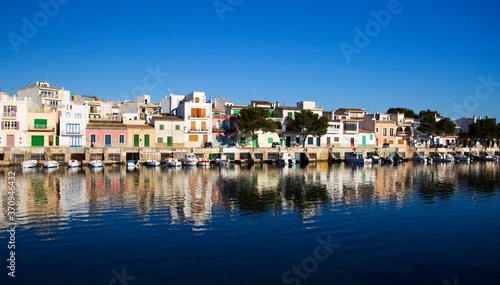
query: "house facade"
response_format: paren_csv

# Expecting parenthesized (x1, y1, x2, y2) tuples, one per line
(58, 103, 88, 147)
(26, 109, 59, 146)
(0, 93, 28, 147)
(86, 120, 128, 147)
(151, 115, 185, 148)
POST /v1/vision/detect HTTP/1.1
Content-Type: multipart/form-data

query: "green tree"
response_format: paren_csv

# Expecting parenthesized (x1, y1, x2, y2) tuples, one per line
(387, 107, 418, 119)
(287, 110, 329, 147)
(468, 118, 498, 144)
(435, 117, 456, 136)
(417, 110, 439, 135)
(237, 107, 276, 147)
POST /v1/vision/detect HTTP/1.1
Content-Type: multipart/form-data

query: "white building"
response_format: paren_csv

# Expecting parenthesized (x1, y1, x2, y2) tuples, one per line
(0, 92, 28, 147)
(58, 103, 89, 147)
(17, 81, 71, 111)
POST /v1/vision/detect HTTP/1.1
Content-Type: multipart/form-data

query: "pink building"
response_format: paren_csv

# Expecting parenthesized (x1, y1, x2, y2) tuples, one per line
(85, 120, 128, 147)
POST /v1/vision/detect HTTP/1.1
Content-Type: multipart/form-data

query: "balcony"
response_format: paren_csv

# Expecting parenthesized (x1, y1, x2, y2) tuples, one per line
(188, 129, 209, 133)
(396, 131, 412, 137)
(61, 130, 83, 136)
(212, 127, 237, 133)
(2, 112, 16, 119)
(28, 125, 54, 132)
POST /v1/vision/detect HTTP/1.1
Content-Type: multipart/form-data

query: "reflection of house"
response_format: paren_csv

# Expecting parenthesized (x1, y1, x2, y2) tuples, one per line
(151, 115, 185, 147)
(0, 92, 28, 147)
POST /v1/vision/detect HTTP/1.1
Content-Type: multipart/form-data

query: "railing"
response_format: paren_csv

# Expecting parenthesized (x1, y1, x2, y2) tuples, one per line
(61, 130, 83, 135)
(396, 131, 412, 136)
(28, 125, 52, 131)
(212, 127, 237, 132)
(2, 112, 16, 118)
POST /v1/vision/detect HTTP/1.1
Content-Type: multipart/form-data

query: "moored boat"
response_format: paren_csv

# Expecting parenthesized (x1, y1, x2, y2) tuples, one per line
(67, 159, 82, 168)
(89, 160, 104, 168)
(432, 154, 454, 163)
(21, 159, 38, 168)
(276, 152, 296, 167)
(197, 157, 211, 167)
(166, 158, 182, 167)
(145, 159, 161, 167)
(182, 153, 198, 166)
(345, 152, 372, 165)
(126, 160, 140, 169)
(215, 154, 229, 167)
(43, 160, 59, 168)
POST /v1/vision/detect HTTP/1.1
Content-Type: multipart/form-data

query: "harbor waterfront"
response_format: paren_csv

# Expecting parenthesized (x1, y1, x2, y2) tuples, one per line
(1, 162, 500, 284)
(1, 145, 500, 166)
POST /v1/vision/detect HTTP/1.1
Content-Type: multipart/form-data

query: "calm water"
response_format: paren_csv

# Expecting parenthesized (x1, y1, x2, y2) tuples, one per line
(1, 162, 500, 285)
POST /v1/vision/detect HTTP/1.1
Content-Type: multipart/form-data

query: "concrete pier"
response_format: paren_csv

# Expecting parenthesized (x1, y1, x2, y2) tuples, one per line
(0, 146, 499, 166)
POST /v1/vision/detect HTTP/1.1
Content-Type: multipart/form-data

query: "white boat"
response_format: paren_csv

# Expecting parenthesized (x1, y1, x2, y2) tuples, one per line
(166, 158, 182, 167)
(145, 159, 161, 167)
(67, 159, 82, 168)
(345, 152, 372, 165)
(276, 152, 296, 167)
(432, 154, 454, 163)
(215, 154, 229, 167)
(126, 160, 140, 169)
(412, 154, 431, 164)
(452, 153, 471, 163)
(21, 159, 38, 168)
(197, 157, 211, 167)
(89, 160, 104, 168)
(182, 153, 198, 166)
(43, 160, 59, 168)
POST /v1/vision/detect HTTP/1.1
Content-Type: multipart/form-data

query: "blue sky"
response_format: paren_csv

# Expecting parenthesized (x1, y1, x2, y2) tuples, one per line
(2, 0, 500, 120)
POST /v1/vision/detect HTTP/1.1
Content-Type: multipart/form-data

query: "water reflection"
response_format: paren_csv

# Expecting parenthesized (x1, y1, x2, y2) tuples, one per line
(1, 162, 499, 235)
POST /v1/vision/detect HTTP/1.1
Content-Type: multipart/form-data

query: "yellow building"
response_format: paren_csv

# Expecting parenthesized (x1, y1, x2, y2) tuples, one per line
(27, 109, 59, 146)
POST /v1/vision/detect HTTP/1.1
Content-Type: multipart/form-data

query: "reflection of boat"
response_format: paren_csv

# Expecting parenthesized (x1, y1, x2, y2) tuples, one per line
(21, 159, 38, 168)
(89, 160, 104, 168)
(215, 154, 229, 167)
(276, 152, 296, 167)
(198, 157, 211, 167)
(345, 152, 371, 165)
(182, 153, 198, 166)
(67, 159, 82, 168)
(43, 160, 59, 168)
(432, 154, 454, 163)
(145, 159, 161, 167)
(166, 158, 182, 167)
(477, 152, 498, 162)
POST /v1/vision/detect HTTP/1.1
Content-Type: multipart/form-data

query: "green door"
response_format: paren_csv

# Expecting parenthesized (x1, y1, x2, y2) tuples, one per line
(362, 136, 367, 147)
(31, 135, 44, 146)
(167, 136, 173, 147)
(55, 136, 59, 146)
(252, 136, 257, 148)
(134, 134, 139, 147)
(144, 134, 150, 147)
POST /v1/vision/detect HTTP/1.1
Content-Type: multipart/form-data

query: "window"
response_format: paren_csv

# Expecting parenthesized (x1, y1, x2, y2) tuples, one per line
(70, 137, 81, 147)
(66, 112, 71, 118)
(159, 124, 164, 130)
(3, 121, 18, 130)
(288, 112, 293, 119)
(345, 123, 357, 131)
(66, 124, 80, 134)
(333, 125, 340, 129)
(157, 137, 163, 143)
(119, 134, 125, 143)
(268, 138, 273, 144)
(34, 119, 47, 129)
(90, 134, 96, 143)
(189, 135, 198, 142)
(105, 134, 112, 146)
(376, 127, 379, 132)
(308, 137, 314, 145)
(4, 105, 16, 117)
(175, 125, 180, 130)
(383, 128, 387, 136)
(390, 128, 394, 136)
(75, 113, 82, 118)
(334, 137, 340, 142)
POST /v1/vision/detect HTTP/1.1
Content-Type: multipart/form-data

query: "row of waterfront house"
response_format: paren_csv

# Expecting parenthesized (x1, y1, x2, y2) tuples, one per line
(0, 81, 492, 156)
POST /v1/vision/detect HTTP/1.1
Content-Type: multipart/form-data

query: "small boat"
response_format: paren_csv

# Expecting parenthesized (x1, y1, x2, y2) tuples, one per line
(127, 160, 140, 169)
(145, 159, 161, 167)
(452, 153, 471, 163)
(67, 159, 82, 168)
(432, 154, 454, 163)
(43, 160, 59, 168)
(276, 152, 296, 167)
(345, 152, 372, 165)
(215, 154, 229, 167)
(182, 153, 198, 166)
(21, 159, 38, 168)
(89, 160, 104, 168)
(166, 158, 182, 167)
(412, 154, 431, 164)
(477, 152, 498, 162)
(197, 157, 211, 167)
